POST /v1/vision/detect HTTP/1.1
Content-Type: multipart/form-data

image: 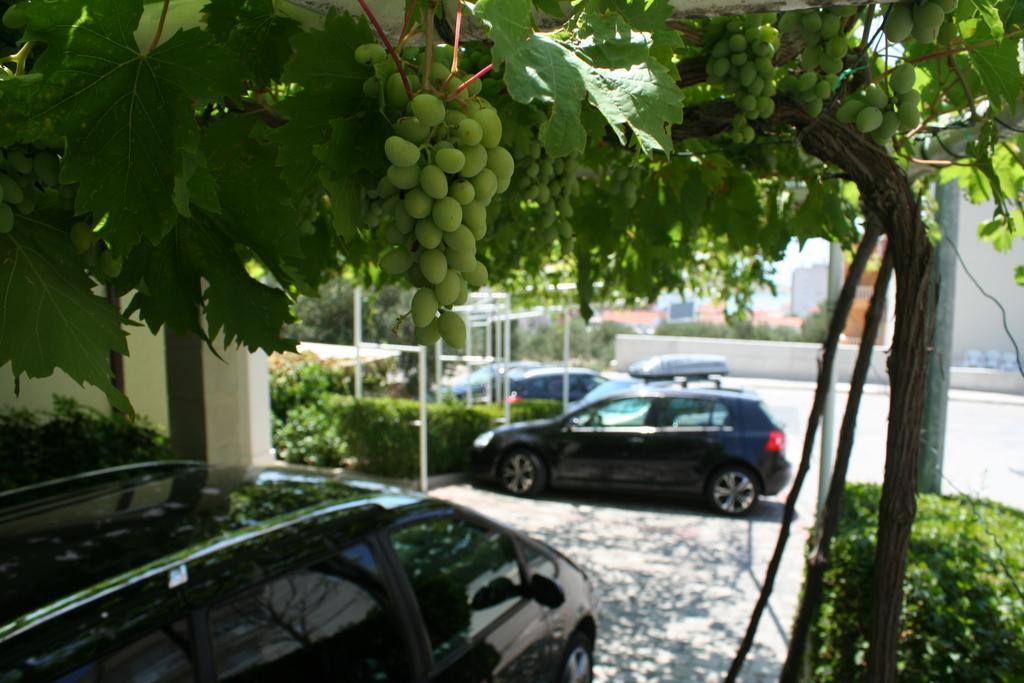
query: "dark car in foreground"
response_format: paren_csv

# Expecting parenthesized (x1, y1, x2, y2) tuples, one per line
(472, 386, 791, 515)
(0, 462, 597, 682)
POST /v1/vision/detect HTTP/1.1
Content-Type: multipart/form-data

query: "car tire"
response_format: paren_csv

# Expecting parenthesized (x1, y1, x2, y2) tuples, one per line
(706, 466, 760, 516)
(556, 630, 594, 683)
(498, 450, 547, 497)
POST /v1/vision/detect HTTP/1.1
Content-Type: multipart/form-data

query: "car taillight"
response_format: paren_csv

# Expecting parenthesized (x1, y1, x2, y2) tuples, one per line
(508, 392, 522, 404)
(765, 430, 785, 454)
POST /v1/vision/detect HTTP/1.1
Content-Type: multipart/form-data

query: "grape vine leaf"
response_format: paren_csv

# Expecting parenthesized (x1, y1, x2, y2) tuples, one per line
(968, 25, 1021, 109)
(203, 0, 300, 84)
(475, 0, 682, 156)
(126, 234, 207, 340)
(0, 216, 130, 412)
(0, 0, 244, 254)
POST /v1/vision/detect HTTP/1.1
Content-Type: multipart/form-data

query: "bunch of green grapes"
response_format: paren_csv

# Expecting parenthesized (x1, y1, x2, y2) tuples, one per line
(884, 0, 958, 45)
(778, 6, 857, 117)
(608, 165, 642, 209)
(500, 115, 581, 248)
(356, 43, 514, 348)
(704, 15, 781, 143)
(0, 146, 61, 234)
(836, 64, 920, 145)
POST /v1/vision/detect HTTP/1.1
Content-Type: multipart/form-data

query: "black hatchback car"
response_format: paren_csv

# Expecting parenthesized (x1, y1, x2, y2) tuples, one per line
(472, 386, 791, 515)
(0, 462, 597, 682)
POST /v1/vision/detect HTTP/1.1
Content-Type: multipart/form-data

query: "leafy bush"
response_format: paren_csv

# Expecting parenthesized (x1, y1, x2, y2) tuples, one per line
(273, 395, 352, 468)
(811, 484, 1024, 682)
(0, 397, 172, 491)
(478, 399, 564, 423)
(268, 352, 393, 419)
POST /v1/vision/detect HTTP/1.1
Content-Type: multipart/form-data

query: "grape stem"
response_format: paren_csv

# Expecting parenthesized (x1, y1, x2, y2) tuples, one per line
(446, 64, 493, 101)
(356, 0, 414, 99)
(423, 1, 437, 92)
(397, 0, 420, 50)
(1, 40, 34, 76)
(147, 0, 171, 53)
(441, 1, 464, 90)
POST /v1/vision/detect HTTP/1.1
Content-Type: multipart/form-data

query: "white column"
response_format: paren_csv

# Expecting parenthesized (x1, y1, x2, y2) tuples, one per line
(354, 285, 363, 399)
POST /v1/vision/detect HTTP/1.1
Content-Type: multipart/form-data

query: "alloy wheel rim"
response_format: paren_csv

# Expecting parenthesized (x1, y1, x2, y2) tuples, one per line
(713, 471, 756, 513)
(561, 645, 591, 683)
(501, 454, 535, 493)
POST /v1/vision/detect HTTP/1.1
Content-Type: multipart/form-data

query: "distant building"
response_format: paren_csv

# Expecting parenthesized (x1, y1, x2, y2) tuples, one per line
(595, 308, 665, 334)
(791, 264, 829, 317)
(666, 301, 696, 322)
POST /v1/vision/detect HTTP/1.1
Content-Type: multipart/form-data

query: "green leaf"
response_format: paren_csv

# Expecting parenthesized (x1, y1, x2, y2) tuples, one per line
(202, 0, 300, 83)
(269, 11, 376, 193)
(125, 234, 206, 339)
(963, 0, 1005, 38)
(0, 215, 130, 412)
(968, 25, 1021, 109)
(0, 0, 245, 253)
(1014, 265, 1024, 286)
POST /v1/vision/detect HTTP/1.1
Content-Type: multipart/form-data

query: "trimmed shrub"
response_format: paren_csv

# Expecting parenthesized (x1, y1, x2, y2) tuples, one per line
(0, 397, 172, 491)
(268, 352, 394, 419)
(274, 395, 353, 468)
(811, 484, 1024, 681)
(478, 399, 564, 423)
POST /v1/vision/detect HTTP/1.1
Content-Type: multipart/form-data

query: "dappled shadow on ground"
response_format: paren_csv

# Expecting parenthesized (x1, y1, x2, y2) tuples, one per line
(434, 484, 802, 683)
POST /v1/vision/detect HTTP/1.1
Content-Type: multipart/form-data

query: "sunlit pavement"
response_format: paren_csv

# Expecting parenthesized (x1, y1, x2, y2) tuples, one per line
(431, 378, 1022, 681)
(432, 484, 807, 682)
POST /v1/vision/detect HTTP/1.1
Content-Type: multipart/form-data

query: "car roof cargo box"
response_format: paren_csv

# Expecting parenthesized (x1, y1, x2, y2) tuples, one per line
(628, 354, 730, 382)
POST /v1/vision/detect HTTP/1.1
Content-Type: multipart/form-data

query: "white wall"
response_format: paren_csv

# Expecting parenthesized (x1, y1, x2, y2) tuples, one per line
(951, 201, 1024, 367)
(201, 343, 274, 467)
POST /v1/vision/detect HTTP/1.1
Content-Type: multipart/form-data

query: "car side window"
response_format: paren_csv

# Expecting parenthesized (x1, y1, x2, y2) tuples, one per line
(55, 620, 195, 683)
(208, 543, 408, 682)
(658, 398, 732, 428)
(576, 397, 653, 428)
(389, 516, 523, 662)
(522, 543, 558, 580)
(710, 401, 731, 427)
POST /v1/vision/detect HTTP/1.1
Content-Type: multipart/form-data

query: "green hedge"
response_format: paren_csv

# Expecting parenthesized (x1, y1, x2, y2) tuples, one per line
(811, 484, 1024, 681)
(269, 352, 393, 419)
(273, 392, 564, 476)
(0, 397, 173, 492)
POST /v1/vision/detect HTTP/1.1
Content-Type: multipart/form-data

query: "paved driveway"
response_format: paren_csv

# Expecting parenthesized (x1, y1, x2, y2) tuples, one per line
(432, 484, 808, 682)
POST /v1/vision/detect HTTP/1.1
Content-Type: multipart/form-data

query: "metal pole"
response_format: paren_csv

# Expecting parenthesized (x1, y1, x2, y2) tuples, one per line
(818, 242, 844, 518)
(354, 285, 363, 399)
(562, 301, 571, 411)
(919, 179, 959, 494)
(434, 339, 442, 396)
(504, 296, 512, 425)
(494, 313, 502, 403)
(466, 315, 473, 405)
(418, 347, 428, 492)
(485, 313, 494, 403)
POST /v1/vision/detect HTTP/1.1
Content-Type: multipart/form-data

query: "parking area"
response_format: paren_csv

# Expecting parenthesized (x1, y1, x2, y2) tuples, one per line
(432, 484, 808, 682)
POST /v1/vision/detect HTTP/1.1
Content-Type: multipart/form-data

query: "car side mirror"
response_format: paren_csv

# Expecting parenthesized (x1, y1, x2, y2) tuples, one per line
(471, 576, 520, 610)
(529, 574, 565, 608)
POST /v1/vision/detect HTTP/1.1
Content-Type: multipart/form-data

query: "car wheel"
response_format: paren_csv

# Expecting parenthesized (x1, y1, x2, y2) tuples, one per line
(706, 466, 759, 515)
(499, 451, 547, 496)
(557, 631, 593, 683)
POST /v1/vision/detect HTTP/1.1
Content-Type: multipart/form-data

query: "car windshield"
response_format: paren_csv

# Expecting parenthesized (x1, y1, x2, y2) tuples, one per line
(579, 379, 640, 405)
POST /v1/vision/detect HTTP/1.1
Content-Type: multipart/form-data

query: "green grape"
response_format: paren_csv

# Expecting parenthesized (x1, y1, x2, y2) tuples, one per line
(438, 311, 466, 348)
(385, 73, 410, 109)
(460, 145, 488, 178)
(32, 152, 60, 186)
(471, 168, 498, 204)
(411, 287, 439, 327)
(864, 84, 889, 109)
(415, 218, 443, 248)
(464, 205, 487, 239)
(0, 203, 13, 235)
(446, 246, 477, 273)
(449, 179, 475, 205)
(70, 222, 94, 253)
(394, 204, 415, 233)
(464, 261, 488, 287)
(855, 106, 884, 133)
(435, 270, 463, 306)
(404, 188, 433, 219)
(7, 150, 32, 175)
(443, 225, 475, 252)
(432, 196, 462, 232)
(445, 110, 466, 128)
(395, 117, 431, 144)
(384, 136, 420, 167)
(898, 105, 921, 129)
(891, 64, 916, 94)
(912, 2, 945, 43)
(884, 5, 915, 43)
(415, 320, 441, 345)
(837, 98, 866, 123)
(411, 93, 446, 127)
(454, 279, 469, 306)
(457, 119, 484, 147)
(420, 164, 448, 200)
(363, 78, 380, 98)
(435, 147, 466, 174)
(936, 21, 958, 44)
(98, 251, 123, 278)
(387, 164, 420, 190)
(2, 4, 28, 29)
(15, 186, 37, 214)
(407, 267, 429, 288)
(872, 111, 901, 143)
(419, 249, 448, 285)
(381, 247, 414, 274)
(473, 109, 503, 149)
(385, 222, 408, 245)
(355, 43, 387, 65)
(0, 175, 23, 205)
